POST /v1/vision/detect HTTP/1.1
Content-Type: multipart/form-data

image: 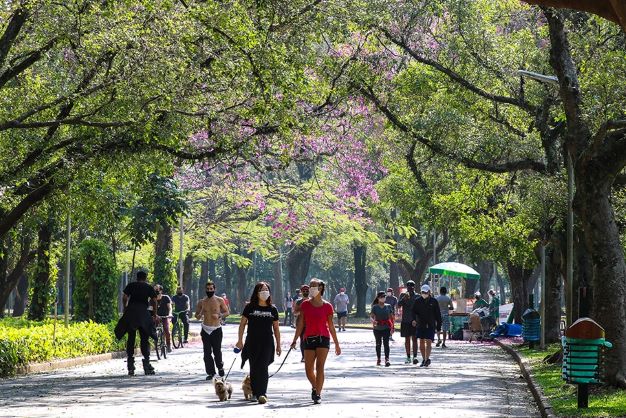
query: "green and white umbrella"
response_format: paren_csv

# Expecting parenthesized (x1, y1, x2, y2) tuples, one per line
(429, 262, 480, 280)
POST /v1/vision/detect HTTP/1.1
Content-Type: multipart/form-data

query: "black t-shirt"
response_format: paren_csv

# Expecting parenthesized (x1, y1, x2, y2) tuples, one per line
(124, 281, 157, 307)
(242, 303, 279, 341)
(171, 294, 189, 312)
(157, 295, 172, 316)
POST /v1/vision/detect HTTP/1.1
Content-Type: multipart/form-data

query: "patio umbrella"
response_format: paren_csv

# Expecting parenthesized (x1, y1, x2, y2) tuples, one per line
(428, 262, 480, 280)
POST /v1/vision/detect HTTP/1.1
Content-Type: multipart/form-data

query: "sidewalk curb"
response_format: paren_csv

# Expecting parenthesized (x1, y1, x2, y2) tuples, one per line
(13, 333, 202, 376)
(494, 339, 556, 418)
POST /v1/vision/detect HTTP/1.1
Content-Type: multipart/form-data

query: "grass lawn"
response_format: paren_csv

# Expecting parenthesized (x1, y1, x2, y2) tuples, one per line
(517, 343, 626, 417)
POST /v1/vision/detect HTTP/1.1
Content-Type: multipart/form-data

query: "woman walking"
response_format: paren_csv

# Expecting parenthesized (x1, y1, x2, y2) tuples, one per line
(371, 290, 395, 367)
(235, 282, 281, 404)
(290, 278, 341, 404)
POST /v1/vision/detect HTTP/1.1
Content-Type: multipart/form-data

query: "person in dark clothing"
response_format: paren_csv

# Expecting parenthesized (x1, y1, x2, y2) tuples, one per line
(236, 282, 281, 404)
(371, 291, 395, 367)
(171, 286, 190, 343)
(115, 270, 158, 375)
(293, 284, 310, 362)
(155, 284, 172, 352)
(398, 280, 418, 364)
(411, 284, 442, 367)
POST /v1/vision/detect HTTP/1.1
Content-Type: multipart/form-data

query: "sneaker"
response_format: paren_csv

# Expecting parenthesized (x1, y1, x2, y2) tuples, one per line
(183, 340, 188, 344)
(425, 359, 431, 367)
(419, 360, 425, 367)
(257, 395, 267, 404)
(301, 358, 305, 363)
(441, 343, 447, 348)
(404, 357, 411, 365)
(389, 336, 395, 342)
(313, 395, 321, 404)
(167, 346, 172, 353)
(376, 359, 381, 366)
(436, 341, 441, 347)
(311, 388, 317, 401)
(412, 357, 418, 365)
(206, 374, 215, 380)
(385, 359, 390, 367)
(218, 368, 225, 377)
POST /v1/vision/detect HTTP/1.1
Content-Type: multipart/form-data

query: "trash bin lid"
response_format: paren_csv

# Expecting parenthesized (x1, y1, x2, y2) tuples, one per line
(565, 317, 605, 339)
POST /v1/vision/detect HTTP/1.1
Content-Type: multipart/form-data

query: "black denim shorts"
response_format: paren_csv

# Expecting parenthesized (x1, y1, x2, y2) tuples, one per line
(303, 335, 330, 350)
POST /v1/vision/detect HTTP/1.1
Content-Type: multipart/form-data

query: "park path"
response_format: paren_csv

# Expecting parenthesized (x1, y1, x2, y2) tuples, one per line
(0, 324, 539, 418)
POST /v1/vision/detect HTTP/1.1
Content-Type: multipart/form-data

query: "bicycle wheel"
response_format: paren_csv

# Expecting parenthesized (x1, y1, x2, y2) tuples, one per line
(172, 319, 181, 349)
(153, 330, 161, 360)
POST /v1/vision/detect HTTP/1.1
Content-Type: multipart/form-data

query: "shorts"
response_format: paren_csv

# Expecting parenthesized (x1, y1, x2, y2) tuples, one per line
(303, 335, 331, 350)
(441, 312, 450, 332)
(416, 328, 435, 341)
(337, 311, 347, 319)
(400, 322, 417, 338)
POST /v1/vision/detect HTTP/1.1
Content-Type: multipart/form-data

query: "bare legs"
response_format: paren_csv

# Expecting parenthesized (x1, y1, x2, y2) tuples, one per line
(304, 348, 330, 395)
(419, 338, 432, 361)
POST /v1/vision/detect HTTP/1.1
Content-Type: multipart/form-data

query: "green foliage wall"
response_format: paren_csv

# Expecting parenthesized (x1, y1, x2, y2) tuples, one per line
(74, 239, 118, 323)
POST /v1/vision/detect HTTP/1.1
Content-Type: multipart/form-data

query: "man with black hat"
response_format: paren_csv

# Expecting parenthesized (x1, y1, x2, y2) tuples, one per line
(397, 280, 418, 364)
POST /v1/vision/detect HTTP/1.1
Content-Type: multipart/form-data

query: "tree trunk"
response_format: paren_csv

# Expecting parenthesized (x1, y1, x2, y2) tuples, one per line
(285, 243, 316, 295)
(12, 273, 28, 317)
(353, 244, 368, 317)
(235, 264, 248, 313)
(507, 262, 534, 324)
(476, 260, 494, 299)
(545, 9, 626, 386)
(223, 256, 233, 310)
(545, 234, 564, 343)
(182, 253, 193, 298)
(272, 256, 284, 313)
(209, 259, 217, 287)
(28, 220, 54, 321)
(154, 220, 175, 294)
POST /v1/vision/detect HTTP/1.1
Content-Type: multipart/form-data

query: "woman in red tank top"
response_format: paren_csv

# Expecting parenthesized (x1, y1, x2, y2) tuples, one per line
(290, 278, 341, 404)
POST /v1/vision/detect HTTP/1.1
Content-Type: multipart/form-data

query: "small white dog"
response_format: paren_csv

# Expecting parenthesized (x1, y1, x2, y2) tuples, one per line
(241, 375, 254, 400)
(213, 377, 232, 401)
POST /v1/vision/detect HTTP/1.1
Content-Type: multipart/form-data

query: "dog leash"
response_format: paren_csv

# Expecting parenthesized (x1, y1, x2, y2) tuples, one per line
(224, 347, 240, 382)
(268, 346, 293, 378)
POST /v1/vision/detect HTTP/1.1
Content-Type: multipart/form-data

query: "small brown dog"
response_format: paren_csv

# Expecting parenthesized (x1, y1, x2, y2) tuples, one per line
(241, 375, 253, 400)
(213, 377, 232, 401)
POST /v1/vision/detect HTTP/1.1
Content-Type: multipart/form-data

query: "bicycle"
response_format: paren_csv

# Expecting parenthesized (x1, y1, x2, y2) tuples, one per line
(171, 310, 187, 349)
(153, 316, 170, 360)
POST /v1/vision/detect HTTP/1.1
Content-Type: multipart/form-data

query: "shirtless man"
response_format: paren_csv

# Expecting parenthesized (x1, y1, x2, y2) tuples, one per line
(195, 281, 230, 379)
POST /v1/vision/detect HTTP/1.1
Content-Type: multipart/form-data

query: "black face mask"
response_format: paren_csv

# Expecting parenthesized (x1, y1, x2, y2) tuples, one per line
(206, 291, 215, 298)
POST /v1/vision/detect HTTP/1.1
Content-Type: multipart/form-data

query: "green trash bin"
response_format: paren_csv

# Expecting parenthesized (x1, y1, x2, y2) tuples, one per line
(561, 336, 613, 384)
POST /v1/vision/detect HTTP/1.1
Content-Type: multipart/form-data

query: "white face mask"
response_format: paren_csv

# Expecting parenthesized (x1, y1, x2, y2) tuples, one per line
(309, 287, 319, 298)
(258, 290, 270, 301)
(387, 292, 392, 296)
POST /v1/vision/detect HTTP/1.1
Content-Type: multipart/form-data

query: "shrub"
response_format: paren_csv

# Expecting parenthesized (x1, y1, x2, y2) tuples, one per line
(0, 318, 127, 378)
(74, 239, 118, 323)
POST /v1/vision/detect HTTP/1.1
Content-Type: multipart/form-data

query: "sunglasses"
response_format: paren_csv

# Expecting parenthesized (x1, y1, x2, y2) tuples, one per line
(421, 291, 428, 294)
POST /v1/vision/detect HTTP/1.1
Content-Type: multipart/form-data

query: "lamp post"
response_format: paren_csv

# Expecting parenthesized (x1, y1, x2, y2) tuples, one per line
(178, 216, 184, 288)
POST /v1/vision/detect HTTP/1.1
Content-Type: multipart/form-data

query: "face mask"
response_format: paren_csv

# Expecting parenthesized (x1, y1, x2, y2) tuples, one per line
(206, 291, 215, 298)
(378, 297, 385, 303)
(259, 290, 270, 301)
(309, 287, 319, 298)
(176, 291, 182, 296)
(387, 292, 392, 296)
(421, 293, 428, 299)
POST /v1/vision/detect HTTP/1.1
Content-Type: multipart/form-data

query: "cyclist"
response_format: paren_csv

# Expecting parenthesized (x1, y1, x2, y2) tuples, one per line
(171, 286, 190, 343)
(155, 284, 172, 353)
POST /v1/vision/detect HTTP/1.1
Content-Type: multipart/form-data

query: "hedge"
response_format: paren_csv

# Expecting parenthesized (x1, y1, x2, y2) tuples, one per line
(0, 318, 128, 378)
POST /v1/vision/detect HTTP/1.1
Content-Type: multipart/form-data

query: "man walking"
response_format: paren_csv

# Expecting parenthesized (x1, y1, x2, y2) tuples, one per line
(284, 291, 294, 327)
(398, 280, 418, 364)
(435, 286, 454, 348)
(195, 281, 230, 379)
(412, 284, 441, 367)
(333, 287, 349, 331)
(115, 270, 158, 376)
(171, 286, 190, 343)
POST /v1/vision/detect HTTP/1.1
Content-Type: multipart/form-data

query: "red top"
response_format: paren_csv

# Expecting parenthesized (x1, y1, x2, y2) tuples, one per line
(300, 300, 334, 338)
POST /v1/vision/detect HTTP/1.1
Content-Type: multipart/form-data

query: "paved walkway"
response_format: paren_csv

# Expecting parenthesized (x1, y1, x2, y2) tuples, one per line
(0, 325, 539, 417)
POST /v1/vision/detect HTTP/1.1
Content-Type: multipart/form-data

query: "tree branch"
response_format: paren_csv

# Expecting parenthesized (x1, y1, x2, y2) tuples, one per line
(0, 37, 58, 89)
(0, 6, 28, 69)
